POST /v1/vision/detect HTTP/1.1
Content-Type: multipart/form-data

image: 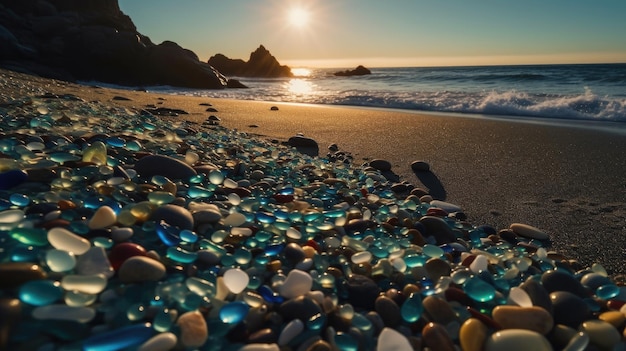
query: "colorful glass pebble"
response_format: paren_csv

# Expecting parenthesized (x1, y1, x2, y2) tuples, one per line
(19, 280, 63, 306)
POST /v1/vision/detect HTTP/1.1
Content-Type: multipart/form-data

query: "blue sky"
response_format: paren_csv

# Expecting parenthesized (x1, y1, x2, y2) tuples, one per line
(119, 0, 626, 68)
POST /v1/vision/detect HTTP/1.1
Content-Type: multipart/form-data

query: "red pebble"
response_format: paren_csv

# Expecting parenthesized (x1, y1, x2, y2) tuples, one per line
(306, 239, 321, 252)
(426, 207, 449, 217)
(607, 299, 626, 310)
(109, 242, 148, 270)
(360, 188, 368, 197)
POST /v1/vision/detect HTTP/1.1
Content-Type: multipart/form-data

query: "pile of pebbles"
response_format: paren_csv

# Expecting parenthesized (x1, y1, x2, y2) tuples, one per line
(1, 93, 626, 351)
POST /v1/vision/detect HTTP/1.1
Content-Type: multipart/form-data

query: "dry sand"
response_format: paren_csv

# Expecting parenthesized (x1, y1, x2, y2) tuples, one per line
(3, 68, 626, 276)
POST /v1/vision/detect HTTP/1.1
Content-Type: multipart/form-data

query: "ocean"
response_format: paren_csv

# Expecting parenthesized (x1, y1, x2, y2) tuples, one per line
(150, 63, 626, 123)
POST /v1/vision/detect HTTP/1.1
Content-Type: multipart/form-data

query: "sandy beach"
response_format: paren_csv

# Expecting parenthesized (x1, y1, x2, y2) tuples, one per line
(4, 68, 624, 277)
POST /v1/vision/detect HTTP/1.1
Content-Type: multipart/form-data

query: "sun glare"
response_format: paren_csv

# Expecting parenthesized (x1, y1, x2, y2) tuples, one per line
(290, 68, 311, 77)
(288, 7, 309, 28)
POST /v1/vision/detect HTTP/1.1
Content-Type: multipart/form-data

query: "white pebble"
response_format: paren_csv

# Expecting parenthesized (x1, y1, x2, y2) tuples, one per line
(223, 268, 249, 294)
(278, 270, 313, 299)
(377, 328, 413, 351)
(278, 319, 304, 346)
(138, 332, 178, 351)
(177, 310, 208, 348)
(47, 227, 91, 255)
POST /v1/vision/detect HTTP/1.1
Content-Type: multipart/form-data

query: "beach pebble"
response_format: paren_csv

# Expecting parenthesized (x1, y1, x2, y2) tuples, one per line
(240, 344, 280, 351)
(485, 329, 552, 351)
(510, 223, 549, 240)
(138, 332, 177, 351)
(75, 247, 114, 278)
(287, 135, 318, 148)
(375, 296, 401, 327)
(519, 278, 553, 312)
(422, 295, 457, 325)
(376, 328, 413, 351)
(0, 169, 28, 190)
(541, 269, 587, 297)
(278, 318, 304, 346)
(278, 269, 313, 299)
(460, 318, 489, 351)
(430, 200, 462, 213)
(32, 305, 95, 323)
(150, 204, 194, 230)
(135, 154, 197, 180)
(550, 291, 591, 328)
(0, 262, 46, 289)
(410, 160, 430, 172)
(581, 320, 621, 350)
(492, 305, 553, 334)
(177, 310, 208, 348)
(118, 256, 166, 283)
(422, 322, 455, 351)
(369, 159, 392, 172)
(419, 216, 456, 244)
(88, 206, 117, 230)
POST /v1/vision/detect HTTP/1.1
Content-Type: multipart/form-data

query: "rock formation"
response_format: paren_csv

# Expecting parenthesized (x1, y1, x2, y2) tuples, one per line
(334, 65, 372, 77)
(208, 45, 293, 78)
(0, 0, 229, 89)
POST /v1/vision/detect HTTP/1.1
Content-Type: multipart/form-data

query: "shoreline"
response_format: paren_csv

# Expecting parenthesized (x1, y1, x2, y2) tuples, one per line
(2, 68, 626, 276)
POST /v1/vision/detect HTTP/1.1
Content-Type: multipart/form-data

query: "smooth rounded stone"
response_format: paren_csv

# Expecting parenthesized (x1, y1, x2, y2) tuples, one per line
(423, 258, 451, 282)
(0, 262, 47, 289)
(278, 270, 313, 299)
(346, 275, 381, 310)
(287, 135, 318, 148)
(375, 296, 401, 327)
(82, 141, 108, 165)
(283, 243, 305, 263)
(519, 277, 553, 313)
(580, 272, 612, 291)
(240, 344, 280, 351)
(418, 216, 456, 244)
(510, 223, 549, 240)
(219, 301, 249, 324)
(61, 274, 107, 295)
(177, 310, 208, 348)
(223, 212, 247, 227)
(135, 154, 197, 180)
(550, 291, 591, 328)
(0, 209, 24, 229)
(150, 204, 194, 230)
(541, 270, 587, 297)
(192, 209, 222, 223)
(581, 320, 621, 350)
(88, 206, 117, 230)
(492, 305, 553, 335)
(422, 295, 457, 325)
(0, 298, 21, 349)
(83, 323, 154, 351)
(369, 159, 392, 172)
(507, 287, 533, 307)
(422, 322, 455, 351)
(196, 250, 221, 265)
(598, 310, 625, 328)
(118, 256, 166, 283)
(377, 328, 413, 351)
(460, 318, 489, 351)
(32, 305, 95, 323)
(463, 276, 496, 302)
(111, 227, 134, 241)
(47, 227, 91, 255)
(278, 318, 304, 346)
(430, 200, 462, 213)
(138, 332, 177, 351)
(248, 328, 277, 344)
(485, 329, 553, 351)
(223, 268, 249, 294)
(410, 160, 430, 172)
(279, 295, 323, 322)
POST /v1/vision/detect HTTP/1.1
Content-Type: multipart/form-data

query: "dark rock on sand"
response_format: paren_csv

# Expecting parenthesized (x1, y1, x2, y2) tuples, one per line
(208, 45, 293, 78)
(334, 65, 371, 77)
(134, 154, 197, 180)
(0, 0, 228, 89)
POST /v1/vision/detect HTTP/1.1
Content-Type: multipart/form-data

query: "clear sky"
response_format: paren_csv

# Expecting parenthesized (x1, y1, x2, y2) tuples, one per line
(118, 0, 626, 68)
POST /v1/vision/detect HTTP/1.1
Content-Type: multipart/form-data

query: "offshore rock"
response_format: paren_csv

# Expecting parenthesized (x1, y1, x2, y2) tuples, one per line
(208, 45, 293, 78)
(334, 65, 371, 77)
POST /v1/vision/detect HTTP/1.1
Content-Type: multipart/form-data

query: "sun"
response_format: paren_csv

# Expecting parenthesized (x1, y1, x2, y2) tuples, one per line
(288, 7, 310, 28)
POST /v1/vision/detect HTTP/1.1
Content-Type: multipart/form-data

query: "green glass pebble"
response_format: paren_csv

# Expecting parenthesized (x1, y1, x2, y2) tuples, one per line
(19, 280, 63, 306)
(10, 227, 48, 246)
(463, 276, 496, 302)
(147, 191, 175, 205)
(423, 244, 444, 258)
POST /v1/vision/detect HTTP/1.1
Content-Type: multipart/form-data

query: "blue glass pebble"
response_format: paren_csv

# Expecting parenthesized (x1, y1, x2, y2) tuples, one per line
(105, 137, 126, 148)
(219, 301, 249, 324)
(83, 323, 154, 351)
(156, 221, 182, 246)
(0, 169, 28, 190)
(258, 285, 284, 304)
(596, 284, 620, 299)
(179, 229, 198, 243)
(9, 193, 30, 207)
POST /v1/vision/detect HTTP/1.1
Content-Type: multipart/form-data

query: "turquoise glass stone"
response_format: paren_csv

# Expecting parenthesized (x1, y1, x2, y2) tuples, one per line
(401, 293, 424, 323)
(105, 137, 126, 148)
(188, 185, 213, 198)
(422, 244, 444, 258)
(256, 212, 275, 224)
(404, 254, 426, 268)
(153, 308, 173, 332)
(9, 193, 30, 207)
(125, 140, 142, 151)
(166, 247, 197, 263)
(351, 313, 373, 333)
(179, 229, 198, 243)
(50, 152, 81, 163)
(334, 332, 358, 351)
(83, 323, 154, 351)
(11, 246, 38, 262)
(463, 276, 496, 302)
(596, 284, 620, 299)
(19, 280, 63, 306)
(219, 301, 249, 324)
(307, 313, 326, 330)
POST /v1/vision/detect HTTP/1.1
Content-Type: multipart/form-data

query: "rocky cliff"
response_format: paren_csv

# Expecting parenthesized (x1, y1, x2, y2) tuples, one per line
(0, 0, 228, 89)
(208, 45, 293, 78)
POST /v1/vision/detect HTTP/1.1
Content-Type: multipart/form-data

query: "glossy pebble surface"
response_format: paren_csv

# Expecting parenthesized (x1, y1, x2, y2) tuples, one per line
(1, 90, 625, 351)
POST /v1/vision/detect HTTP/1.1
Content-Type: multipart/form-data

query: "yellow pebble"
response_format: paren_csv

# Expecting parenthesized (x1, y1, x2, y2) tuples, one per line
(460, 318, 488, 351)
(599, 310, 626, 329)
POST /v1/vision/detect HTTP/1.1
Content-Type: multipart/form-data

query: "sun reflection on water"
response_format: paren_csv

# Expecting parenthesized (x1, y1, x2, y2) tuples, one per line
(290, 68, 312, 77)
(286, 78, 314, 95)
